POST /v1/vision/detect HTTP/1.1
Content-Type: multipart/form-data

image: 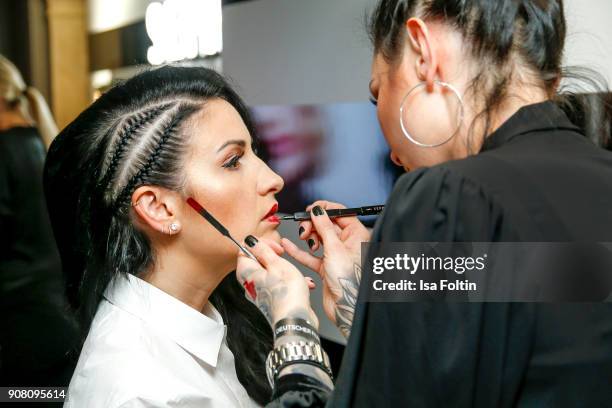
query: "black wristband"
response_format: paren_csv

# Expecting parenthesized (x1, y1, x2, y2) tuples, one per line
(274, 318, 320, 343)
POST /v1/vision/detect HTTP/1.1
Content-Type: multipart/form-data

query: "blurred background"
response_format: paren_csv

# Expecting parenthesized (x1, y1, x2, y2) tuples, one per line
(1, 0, 611, 394)
(2, 0, 611, 128)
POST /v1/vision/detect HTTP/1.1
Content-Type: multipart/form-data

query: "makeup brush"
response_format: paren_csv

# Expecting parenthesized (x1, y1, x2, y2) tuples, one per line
(279, 205, 385, 221)
(186, 197, 259, 262)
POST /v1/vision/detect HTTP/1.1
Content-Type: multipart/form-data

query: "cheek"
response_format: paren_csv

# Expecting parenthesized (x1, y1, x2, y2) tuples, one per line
(378, 97, 409, 157)
(187, 168, 259, 248)
(206, 181, 258, 240)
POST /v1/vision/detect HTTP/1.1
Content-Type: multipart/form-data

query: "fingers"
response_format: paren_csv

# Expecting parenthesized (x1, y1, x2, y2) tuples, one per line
(309, 206, 342, 251)
(298, 200, 346, 239)
(297, 200, 362, 250)
(298, 221, 313, 240)
(305, 276, 316, 290)
(258, 236, 284, 256)
(235, 255, 265, 302)
(297, 222, 321, 253)
(244, 235, 283, 269)
(281, 237, 323, 274)
(305, 200, 347, 212)
(306, 200, 356, 229)
(307, 232, 321, 252)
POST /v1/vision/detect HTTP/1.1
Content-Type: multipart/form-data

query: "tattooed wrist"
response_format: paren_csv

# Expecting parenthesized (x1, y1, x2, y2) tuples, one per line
(334, 262, 361, 338)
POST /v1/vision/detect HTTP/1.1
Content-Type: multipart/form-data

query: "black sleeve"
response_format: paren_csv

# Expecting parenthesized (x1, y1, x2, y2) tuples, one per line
(371, 166, 506, 242)
(328, 167, 536, 408)
(265, 374, 332, 408)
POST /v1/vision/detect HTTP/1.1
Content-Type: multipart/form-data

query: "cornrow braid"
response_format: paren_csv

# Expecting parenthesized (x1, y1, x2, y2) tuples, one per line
(110, 103, 200, 214)
(98, 103, 173, 193)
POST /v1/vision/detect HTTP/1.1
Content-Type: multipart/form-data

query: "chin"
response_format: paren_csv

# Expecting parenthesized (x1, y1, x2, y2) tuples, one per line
(260, 229, 282, 243)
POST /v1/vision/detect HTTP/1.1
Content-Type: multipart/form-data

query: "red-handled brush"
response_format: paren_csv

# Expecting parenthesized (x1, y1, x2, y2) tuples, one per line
(186, 197, 259, 263)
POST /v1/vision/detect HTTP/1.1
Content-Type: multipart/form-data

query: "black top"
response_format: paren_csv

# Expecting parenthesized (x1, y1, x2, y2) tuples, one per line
(0, 127, 78, 386)
(267, 101, 612, 407)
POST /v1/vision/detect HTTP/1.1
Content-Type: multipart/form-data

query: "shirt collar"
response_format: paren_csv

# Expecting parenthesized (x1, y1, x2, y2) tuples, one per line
(102, 273, 226, 367)
(480, 100, 581, 152)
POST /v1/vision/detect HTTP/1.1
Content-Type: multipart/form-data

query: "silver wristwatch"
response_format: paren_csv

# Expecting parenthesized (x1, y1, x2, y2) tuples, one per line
(265, 340, 332, 387)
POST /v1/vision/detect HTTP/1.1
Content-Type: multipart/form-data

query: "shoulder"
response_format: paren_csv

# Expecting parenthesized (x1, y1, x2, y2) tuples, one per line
(387, 156, 501, 213)
(66, 299, 232, 407)
(392, 154, 507, 197)
(66, 303, 185, 407)
(375, 158, 506, 242)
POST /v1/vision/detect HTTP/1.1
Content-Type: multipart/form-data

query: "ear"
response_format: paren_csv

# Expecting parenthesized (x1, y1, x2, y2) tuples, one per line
(406, 18, 438, 92)
(131, 186, 181, 235)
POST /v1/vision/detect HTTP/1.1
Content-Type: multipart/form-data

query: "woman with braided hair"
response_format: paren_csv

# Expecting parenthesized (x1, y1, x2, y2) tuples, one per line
(43, 66, 318, 407)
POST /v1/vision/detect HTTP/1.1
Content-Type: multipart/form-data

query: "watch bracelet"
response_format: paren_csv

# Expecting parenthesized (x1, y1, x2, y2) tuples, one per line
(266, 340, 333, 385)
(276, 359, 333, 380)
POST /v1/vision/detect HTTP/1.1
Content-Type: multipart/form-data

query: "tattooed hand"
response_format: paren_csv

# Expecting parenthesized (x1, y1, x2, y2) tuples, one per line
(235, 236, 319, 329)
(281, 201, 370, 338)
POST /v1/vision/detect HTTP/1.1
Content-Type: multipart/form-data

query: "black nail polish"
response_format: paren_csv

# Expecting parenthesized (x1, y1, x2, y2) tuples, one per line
(299, 226, 305, 236)
(313, 206, 324, 216)
(308, 238, 315, 249)
(245, 235, 258, 248)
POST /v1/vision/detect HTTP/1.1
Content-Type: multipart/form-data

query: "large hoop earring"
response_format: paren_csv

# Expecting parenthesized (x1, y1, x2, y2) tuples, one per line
(399, 80, 464, 148)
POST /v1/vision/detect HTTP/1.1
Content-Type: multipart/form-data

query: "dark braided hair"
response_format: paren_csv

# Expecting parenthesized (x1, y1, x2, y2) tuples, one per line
(98, 103, 173, 194)
(43, 66, 273, 404)
(109, 103, 199, 213)
(368, 0, 611, 150)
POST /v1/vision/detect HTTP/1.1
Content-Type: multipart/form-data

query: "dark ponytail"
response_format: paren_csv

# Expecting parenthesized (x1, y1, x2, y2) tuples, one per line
(43, 65, 273, 404)
(368, 0, 611, 150)
(557, 90, 612, 151)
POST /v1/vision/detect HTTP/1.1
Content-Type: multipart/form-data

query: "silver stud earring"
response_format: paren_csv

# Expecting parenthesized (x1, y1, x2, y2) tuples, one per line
(169, 222, 180, 234)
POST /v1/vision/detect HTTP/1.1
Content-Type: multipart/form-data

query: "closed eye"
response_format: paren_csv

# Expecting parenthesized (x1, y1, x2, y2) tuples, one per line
(222, 153, 243, 169)
(369, 96, 378, 107)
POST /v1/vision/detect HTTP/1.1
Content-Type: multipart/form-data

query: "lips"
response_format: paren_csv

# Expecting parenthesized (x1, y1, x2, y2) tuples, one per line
(262, 203, 279, 222)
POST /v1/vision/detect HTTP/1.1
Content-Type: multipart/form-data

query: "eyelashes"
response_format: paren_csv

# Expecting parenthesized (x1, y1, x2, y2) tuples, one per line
(369, 97, 378, 107)
(222, 153, 244, 169)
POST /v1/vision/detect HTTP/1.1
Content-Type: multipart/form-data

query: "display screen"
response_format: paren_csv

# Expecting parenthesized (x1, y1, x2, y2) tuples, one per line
(251, 102, 402, 225)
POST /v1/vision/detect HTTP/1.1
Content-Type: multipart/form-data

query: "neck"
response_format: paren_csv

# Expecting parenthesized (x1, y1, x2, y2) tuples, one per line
(140, 243, 230, 313)
(453, 85, 550, 156)
(0, 109, 31, 132)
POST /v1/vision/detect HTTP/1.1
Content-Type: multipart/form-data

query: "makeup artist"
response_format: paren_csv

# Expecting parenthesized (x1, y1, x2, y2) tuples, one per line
(236, 0, 612, 406)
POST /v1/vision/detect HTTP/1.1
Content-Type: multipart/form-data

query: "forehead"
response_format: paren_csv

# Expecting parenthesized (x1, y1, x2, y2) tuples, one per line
(187, 98, 251, 152)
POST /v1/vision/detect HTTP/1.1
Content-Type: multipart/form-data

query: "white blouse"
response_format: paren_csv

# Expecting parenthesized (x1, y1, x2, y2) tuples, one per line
(64, 273, 261, 408)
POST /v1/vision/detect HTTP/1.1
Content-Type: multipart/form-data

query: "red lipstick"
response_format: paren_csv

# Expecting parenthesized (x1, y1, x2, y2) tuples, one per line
(263, 203, 280, 223)
(267, 215, 280, 223)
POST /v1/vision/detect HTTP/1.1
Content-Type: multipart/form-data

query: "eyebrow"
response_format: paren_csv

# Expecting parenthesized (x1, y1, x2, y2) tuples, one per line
(216, 139, 246, 153)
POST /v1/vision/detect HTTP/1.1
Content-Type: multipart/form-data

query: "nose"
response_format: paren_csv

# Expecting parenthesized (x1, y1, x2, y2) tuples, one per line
(257, 161, 284, 196)
(390, 151, 403, 167)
